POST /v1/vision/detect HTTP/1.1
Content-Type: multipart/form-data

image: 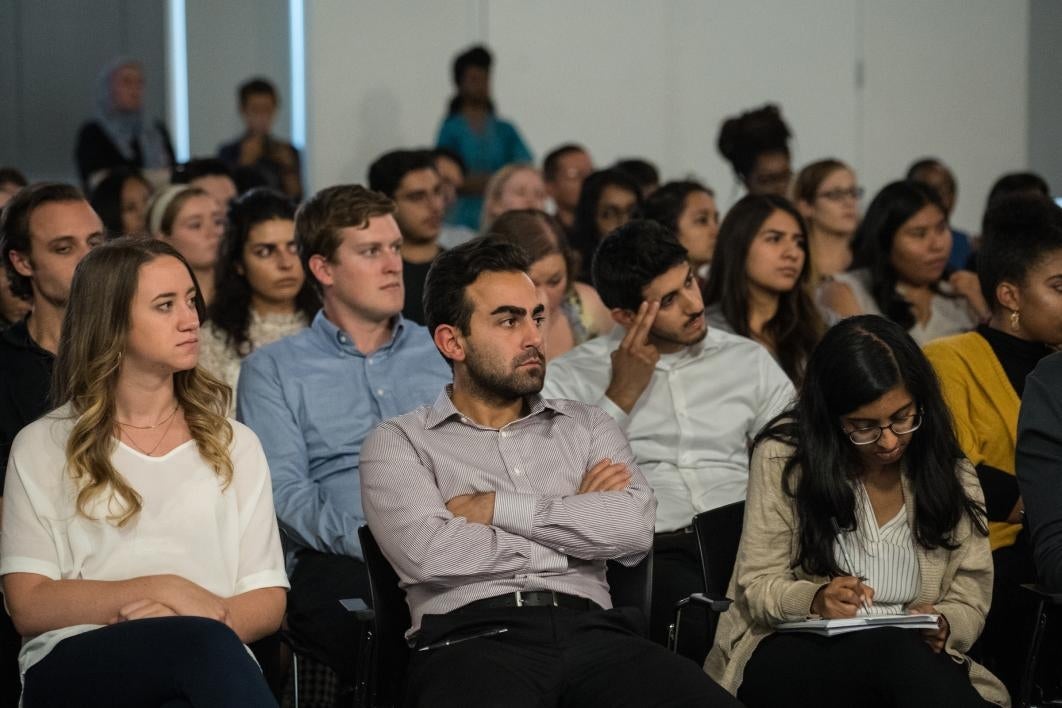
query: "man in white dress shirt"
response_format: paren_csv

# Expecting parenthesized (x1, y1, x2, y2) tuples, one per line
(542, 220, 795, 658)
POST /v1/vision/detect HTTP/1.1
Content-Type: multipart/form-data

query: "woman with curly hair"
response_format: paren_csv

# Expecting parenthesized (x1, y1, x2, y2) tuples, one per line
(199, 188, 317, 410)
(1, 237, 288, 706)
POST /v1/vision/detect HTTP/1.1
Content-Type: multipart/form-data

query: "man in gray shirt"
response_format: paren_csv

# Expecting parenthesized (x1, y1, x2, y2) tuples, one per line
(360, 238, 740, 707)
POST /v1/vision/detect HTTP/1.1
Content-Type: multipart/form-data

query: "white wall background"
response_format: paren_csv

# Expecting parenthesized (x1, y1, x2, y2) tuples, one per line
(301, 0, 1030, 233)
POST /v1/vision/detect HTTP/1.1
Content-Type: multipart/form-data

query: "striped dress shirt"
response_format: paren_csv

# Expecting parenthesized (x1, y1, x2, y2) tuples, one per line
(834, 482, 920, 616)
(360, 387, 657, 635)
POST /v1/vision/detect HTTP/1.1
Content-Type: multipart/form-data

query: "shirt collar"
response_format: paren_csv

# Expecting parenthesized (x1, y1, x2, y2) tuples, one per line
(424, 384, 564, 430)
(310, 309, 407, 357)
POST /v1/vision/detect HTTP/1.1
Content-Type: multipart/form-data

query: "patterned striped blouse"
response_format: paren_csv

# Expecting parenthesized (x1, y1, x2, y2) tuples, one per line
(833, 482, 920, 616)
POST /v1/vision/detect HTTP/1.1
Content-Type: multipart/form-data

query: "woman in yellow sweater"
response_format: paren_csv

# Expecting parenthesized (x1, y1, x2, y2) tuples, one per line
(924, 193, 1062, 699)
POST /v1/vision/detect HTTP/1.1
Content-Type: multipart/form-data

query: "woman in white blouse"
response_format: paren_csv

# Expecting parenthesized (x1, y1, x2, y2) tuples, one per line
(706, 315, 1007, 707)
(199, 188, 317, 412)
(1, 237, 288, 706)
(818, 180, 988, 345)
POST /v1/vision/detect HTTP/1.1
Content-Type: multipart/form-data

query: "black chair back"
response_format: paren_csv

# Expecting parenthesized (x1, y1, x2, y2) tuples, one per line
(606, 551, 654, 635)
(694, 500, 745, 599)
(358, 525, 411, 708)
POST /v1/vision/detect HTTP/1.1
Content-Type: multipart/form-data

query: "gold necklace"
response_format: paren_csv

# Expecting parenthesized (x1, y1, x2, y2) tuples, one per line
(116, 404, 180, 430)
(120, 407, 181, 456)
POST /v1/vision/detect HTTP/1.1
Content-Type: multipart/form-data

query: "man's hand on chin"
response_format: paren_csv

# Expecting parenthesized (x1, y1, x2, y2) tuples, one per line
(446, 491, 496, 525)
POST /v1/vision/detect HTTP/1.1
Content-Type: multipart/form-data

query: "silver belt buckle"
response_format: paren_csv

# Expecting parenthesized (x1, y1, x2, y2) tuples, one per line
(549, 591, 559, 606)
(515, 590, 524, 607)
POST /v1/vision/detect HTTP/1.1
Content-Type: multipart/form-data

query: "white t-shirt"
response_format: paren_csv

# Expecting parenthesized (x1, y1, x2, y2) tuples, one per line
(0, 406, 290, 678)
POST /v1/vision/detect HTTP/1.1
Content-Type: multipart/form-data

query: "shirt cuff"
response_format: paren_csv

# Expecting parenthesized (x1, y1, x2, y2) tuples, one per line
(234, 569, 292, 595)
(0, 556, 62, 581)
(526, 538, 569, 574)
(780, 579, 825, 620)
(493, 490, 537, 537)
(596, 395, 630, 428)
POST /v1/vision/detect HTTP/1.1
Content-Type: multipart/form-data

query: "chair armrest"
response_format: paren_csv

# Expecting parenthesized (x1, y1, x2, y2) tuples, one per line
(674, 592, 732, 614)
(1021, 583, 1062, 605)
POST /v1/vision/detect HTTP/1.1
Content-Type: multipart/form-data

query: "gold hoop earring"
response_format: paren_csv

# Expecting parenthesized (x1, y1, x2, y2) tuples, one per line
(1010, 310, 1021, 332)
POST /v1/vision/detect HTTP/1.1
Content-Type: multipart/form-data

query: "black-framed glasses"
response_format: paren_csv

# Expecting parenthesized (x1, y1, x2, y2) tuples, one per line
(816, 186, 864, 202)
(843, 412, 923, 445)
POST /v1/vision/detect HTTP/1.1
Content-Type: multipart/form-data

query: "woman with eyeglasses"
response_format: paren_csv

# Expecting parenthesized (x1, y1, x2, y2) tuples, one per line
(199, 188, 318, 414)
(705, 315, 1005, 707)
(570, 169, 643, 282)
(819, 180, 989, 344)
(923, 193, 1062, 701)
(793, 159, 862, 289)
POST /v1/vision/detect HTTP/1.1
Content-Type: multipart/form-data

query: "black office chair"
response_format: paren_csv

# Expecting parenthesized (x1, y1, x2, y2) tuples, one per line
(669, 500, 746, 653)
(356, 524, 655, 706)
(1018, 583, 1062, 708)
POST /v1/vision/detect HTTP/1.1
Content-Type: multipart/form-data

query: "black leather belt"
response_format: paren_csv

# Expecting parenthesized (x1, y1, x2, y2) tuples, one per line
(654, 526, 693, 539)
(458, 591, 597, 612)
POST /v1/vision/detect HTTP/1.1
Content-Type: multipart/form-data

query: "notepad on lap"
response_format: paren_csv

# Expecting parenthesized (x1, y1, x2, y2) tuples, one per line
(775, 613, 939, 637)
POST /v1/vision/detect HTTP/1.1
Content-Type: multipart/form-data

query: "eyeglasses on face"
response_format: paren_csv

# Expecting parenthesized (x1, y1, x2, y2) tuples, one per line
(843, 412, 923, 445)
(816, 186, 864, 202)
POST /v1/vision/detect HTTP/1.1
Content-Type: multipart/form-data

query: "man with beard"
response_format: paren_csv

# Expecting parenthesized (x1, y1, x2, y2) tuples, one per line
(542, 220, 795, 660)
(360, 238, 739, 707)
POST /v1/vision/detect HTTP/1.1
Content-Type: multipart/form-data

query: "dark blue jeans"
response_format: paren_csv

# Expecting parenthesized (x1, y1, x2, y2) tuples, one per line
(22, 616, 277, 708)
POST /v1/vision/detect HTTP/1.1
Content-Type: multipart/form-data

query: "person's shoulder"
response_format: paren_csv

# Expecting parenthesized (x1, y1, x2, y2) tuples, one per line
(923, 330, 986, 364)
(1030, 351, 1062, 389)
(542, 396, 606, 423)
(10, 405, 76, 459)
(243, 325, 316, 366)
(551, 333, 613, 367)
(76, 120, 106, 139)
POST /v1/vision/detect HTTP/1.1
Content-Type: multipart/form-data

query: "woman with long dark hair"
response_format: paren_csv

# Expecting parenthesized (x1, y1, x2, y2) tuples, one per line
(643, 180, 720, 280)
(199, 188, 318, 411)
(703, 194, 823, 384)
(706, 315, 1005, 707)
(89, 167, 153, 237)
(819, 180, 987, 344)
(1, 237, 287, 706)
(570, 168, 643, 282)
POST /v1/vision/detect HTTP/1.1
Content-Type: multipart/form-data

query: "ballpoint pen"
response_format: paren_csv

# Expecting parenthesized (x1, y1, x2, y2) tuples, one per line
(417, 627, 509, 652)
(832, 518, 872, 615)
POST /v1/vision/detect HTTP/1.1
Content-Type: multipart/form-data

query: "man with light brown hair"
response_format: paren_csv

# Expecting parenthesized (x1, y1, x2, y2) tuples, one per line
(236, 184, 451, 689)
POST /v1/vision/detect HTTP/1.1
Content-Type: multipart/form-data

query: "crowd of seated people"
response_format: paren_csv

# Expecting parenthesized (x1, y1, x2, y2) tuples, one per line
(2, 42, 1061, 708)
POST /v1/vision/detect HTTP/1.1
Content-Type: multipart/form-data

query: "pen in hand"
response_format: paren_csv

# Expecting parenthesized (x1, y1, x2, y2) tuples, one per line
(832, 518, 872, 615)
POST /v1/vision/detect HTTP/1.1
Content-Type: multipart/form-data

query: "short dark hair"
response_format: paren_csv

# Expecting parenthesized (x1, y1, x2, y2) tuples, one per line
(432, 147, 466, 174)
(542, 144, 587, 182)
(591, 219, 688, 312)
(452, 45, 492, 86)
(986, 172, 1050, 212)
(423, 237, 531, 343)
(978, 194, 1062, 310)
(172, 158, 234, 184)
(612, 158, 659, 193)
(642, 180, 713, 233)
(238, 77, 278, 107)
(367, 149, 437, 199)
(905, 157, 948, 181)
(0, 167, 28, 190)
(1, 182, 85, 298)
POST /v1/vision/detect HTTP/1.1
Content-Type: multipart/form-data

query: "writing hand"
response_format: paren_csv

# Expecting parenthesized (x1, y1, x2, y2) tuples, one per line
(577, 458, 632, 494)
(446, 491, 496, 525)
(908, 602, 949, 653)
(605, 301, 661, 414)
(811, 576, 875, 619)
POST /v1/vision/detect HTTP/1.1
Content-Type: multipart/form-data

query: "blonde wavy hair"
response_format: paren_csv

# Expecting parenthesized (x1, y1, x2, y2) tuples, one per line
(51, 237, 234, 526)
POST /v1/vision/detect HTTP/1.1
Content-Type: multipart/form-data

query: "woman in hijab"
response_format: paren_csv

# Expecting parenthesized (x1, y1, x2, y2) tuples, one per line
(75, 57, 175, 191)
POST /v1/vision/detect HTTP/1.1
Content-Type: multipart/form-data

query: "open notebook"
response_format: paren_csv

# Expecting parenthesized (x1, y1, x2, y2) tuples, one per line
(775, 613, 939, 637)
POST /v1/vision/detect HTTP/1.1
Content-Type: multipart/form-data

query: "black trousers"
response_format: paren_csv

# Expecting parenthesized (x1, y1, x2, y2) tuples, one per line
(286, 548, 372, 683)
(977, 536, 1037, 701)
(404, 604, 741, 708)
(651, 529, 710, 662)
(738, 628, 993, 708)
(21, 616, 277, 708)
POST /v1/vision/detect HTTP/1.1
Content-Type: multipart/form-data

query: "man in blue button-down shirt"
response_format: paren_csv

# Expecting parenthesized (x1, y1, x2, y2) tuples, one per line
(237, 184, 451, 684)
